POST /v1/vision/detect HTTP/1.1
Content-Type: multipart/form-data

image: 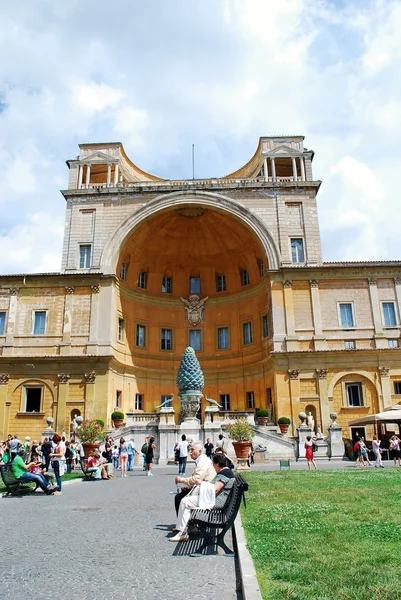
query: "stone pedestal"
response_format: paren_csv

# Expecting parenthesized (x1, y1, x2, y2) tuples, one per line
(297, 424, 312, 459)
(42, 417, 55, 442)
(327, 424, 345, 459)
(179, 390, 201, 425)
(157, 407, 177, 464)
(204, 405, 219, 423)
(159, 407, 176, 425)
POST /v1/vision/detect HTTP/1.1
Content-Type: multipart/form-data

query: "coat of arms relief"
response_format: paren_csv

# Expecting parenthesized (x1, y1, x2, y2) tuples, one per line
(180, 294, 208, 325)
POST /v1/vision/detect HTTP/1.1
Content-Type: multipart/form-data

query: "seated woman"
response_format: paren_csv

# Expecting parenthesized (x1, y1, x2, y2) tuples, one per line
(28, 455, 58, 488)
(86, 452, 110, 480)
(169, 453, 235, 542)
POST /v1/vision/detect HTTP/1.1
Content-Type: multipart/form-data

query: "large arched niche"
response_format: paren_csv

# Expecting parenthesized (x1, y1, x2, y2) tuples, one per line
(100, 190, 280, 274)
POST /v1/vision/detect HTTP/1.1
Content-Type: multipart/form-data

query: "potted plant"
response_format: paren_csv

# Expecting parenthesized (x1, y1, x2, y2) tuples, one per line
(111, 411, 125, 429)
(277, 416, 291, 435)
(255, 409, 270, 426)
(76, 419, 107, 457)
(227, 418, 255, 460)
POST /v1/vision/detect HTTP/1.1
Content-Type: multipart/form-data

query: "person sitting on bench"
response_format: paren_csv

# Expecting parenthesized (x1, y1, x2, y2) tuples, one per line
(86, 452, 110, 480)
(174, 441, 216, 515)
(169, 453, 235, 543)
(11, 449, 57, 494)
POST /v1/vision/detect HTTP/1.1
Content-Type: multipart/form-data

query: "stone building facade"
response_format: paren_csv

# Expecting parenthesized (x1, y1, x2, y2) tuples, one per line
(1, 135, 400, 443)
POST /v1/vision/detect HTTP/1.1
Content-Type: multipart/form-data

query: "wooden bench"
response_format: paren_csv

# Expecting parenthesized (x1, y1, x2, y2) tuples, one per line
(0, 463, 38, 496)
(188, 473, 249, 557)
(79, 458, 97, 480)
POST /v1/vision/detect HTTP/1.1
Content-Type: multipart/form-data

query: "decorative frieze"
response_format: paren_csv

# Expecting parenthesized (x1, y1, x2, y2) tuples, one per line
(58, 373, 70, 383)
(84, 371, 97, 383)
(0, 374, 10, 384)
(91, 285, 100, 294)
(316, 369, 328, 379)
(378, 366, 390, 377)
(9, 287, 19, 296)
(288, 369, 300, 380)
(309, 279, 319, 288)
(283, 280, 292, 289)
(65, 286, 75, 295)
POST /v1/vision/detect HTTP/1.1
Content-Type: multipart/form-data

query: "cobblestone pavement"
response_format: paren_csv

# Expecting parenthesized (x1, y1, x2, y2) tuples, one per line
(1, 466, 240, 600)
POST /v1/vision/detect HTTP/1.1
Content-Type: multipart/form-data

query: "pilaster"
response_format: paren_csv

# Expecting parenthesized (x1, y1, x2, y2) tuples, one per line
(5, 287, 19, 347)
(55, 374, 70, 433)
(316, 369, 330, 433)
(0, 374, 10, 441)
(378, 366, 391, 410)
(283, 281, 297, 350)
(288, 369, 300, 435)
(84, 371, 97, 418)
(368, 278, 386, 347)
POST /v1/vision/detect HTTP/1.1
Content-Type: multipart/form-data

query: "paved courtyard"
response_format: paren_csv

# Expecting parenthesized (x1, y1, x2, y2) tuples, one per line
(1, 465, 240, 600)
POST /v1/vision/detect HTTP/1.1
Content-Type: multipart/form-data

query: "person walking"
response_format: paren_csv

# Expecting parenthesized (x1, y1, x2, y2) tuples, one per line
(390, 434, 401, 466)
(359, 437, 371, 466)
(145, 436, 156, 476)
(127, 438, 139, 471)
(49, 434, 65, 493)
(372, 435, 384, 468)
(178, 434, 188, 475)
(304, 436, 318, 470)
(119, 437, 129, 477)
(204, 438, 214, 458)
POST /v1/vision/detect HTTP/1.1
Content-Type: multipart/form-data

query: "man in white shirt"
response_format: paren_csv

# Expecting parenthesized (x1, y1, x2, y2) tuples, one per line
(177, 434, 189, 475)
(174, 441, 215, 515)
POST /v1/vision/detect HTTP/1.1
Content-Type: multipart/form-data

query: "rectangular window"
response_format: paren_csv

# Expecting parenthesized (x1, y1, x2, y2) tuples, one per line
(217, 326, 229, 349)
(190, 277, 201, 294)
(394, 382, 401, 395)
(135, 393, 143, 410)
(241, 269, 250, 286)
(246, 391, 255, 409)
(161, 328, 172, 350)
(346, 383, 363, 407)
(339, 303, 355, 328)
(388, 339, 398, 348)
(344, 340, 356, 349)
(162, 276, 172, 294)
(25, 387, 42, 412)
(189, 329, 201, 351)
(117, 317, 125, 342)
(161, 395, 171, 404)
(33, 311, 46, 335)
(0, 312, 6, 335)
(262, 315, 269, 338)
(216, 274, 226, 292)
(291, 238, 305, 263)
(120, 262, 127, 281)
(382, 302, 397, 327)
(79, 244, 91, 268)
(115, 390, 122, 408)
(220, 394, 230, 410)
(138, 271, 147, 289)
(243, 321, 253, 345)
(136, 324, 146, 348)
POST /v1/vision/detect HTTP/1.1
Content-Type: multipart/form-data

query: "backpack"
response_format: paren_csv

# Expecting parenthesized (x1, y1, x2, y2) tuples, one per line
(141, 442, 149, 454)
(353, 441, 360, 453)
(312, 443, 318, 452)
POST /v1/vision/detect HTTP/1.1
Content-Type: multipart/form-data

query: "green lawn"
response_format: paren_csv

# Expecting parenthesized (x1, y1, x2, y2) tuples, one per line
(240, 468, 401, 600)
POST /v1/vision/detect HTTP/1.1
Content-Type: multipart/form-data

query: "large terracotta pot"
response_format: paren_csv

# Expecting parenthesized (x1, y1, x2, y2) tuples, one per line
(82, 442, 100, 458)
(257, 417, 269, 426)
(278, 423, 289, 434)
(112, 419, 124, 429)
(232, 441, 252, 459)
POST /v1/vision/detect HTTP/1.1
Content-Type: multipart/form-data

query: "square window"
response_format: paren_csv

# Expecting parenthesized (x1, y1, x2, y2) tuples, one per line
(189, 330, 201, 351)
(246, 391, 255, 409)
(220, 394, 230, 410)
(0, 312, 6, 335)
(24, 387, 42, 412)
(162, 276, 172, 294)
(217, 327, 229, 349)
(135, 393, 143, 410)
(120, 262, 127, 281)
(388, 339, 398, 348)
(382, 302, 397, 327)
(394, 382, 401, 394)
(115, 390, 122, 408)
(346, 383, 363, 407)
(33, 311, 46, 335)
(339, 303, 355, 328)
(243, 322, 253, 345)
(136, 324, 146, 347)
(138, 271, 147, 289)
(262, 315, 269, 338)
(291, 238, 305, 263)
(118, 317, 125, 342)
(241, 269, 250, 286)
(344, 340, 356, 349)
(216, 274, 226, 292)
(79, 245, 91, 269)
(161, 328, 172, 350)
(190, 277, 201, 294)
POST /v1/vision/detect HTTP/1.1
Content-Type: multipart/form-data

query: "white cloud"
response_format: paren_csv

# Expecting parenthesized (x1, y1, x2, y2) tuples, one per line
(72, 82, 125, 113)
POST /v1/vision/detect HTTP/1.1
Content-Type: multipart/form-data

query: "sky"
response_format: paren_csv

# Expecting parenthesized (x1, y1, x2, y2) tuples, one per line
(1, 0, 401, 273)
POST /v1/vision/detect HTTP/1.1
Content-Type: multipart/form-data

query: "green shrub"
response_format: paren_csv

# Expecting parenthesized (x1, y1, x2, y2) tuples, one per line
(256, 409, 270, 417)
(228, 418, 255, 441)
(111, 411, 124, 421)
(277, 416, 291, 425)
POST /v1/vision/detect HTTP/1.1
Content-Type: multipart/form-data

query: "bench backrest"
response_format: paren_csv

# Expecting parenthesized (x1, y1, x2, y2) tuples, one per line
(220, 474, 249, 526)
(0, 463, 18, 486)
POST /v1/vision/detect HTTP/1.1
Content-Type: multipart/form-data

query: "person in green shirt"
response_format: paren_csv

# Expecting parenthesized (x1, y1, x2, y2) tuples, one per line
(11, 450, 56, 494)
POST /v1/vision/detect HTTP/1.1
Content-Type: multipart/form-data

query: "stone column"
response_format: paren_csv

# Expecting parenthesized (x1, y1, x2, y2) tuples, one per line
(291, 157, 297, 181)
(114, 163, 119, 185)
(85, 165, 91, 188)
(107, 164, 111, 186)
(84, 371, 97, 418)
(300, 157, 306, 181)
(368, 278, 386, 347)
(0, 374, 10, 441)
(316, 369, 330, 433)
(288, 370, 300, 436)
(283, 280, 297, 350)
(270, 158, 276, 182)
(263, 158, 268, 181)
(378, 366, 391, 410)
(55, 373, 70, 434)
(78, 165, 83, 189)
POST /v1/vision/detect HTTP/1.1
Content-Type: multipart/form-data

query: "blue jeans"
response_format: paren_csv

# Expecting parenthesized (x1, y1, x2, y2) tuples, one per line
(52, 460, 62, 491)
(19, 472, 50, 493)
(113, 456, 119, 469)
(179, 457, 187, 474)
(127, 454, 134, 471)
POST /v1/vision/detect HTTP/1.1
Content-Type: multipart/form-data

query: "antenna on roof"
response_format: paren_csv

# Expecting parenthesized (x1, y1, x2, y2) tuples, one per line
(192, 144, 195, 180)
